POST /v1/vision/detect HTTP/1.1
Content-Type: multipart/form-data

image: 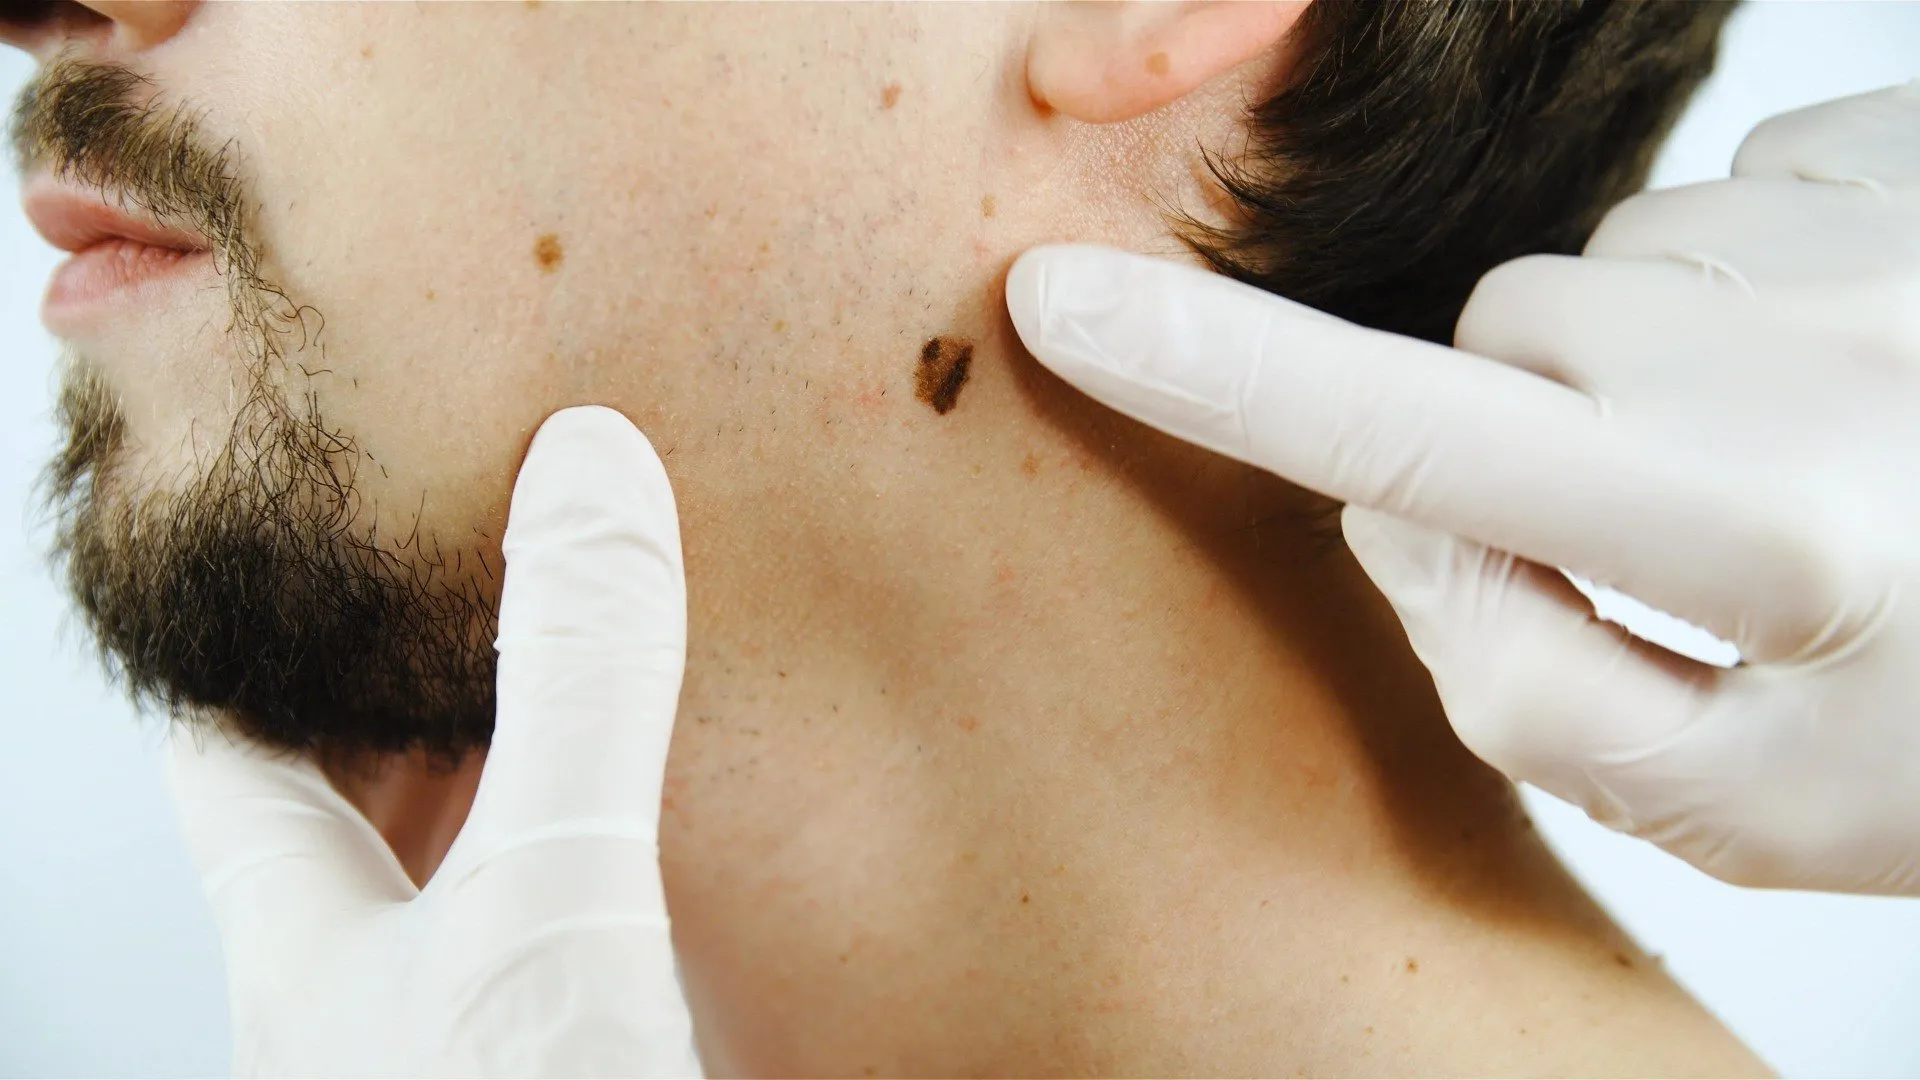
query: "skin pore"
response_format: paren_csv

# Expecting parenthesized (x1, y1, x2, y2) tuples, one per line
(10, 3, 1764, 1075)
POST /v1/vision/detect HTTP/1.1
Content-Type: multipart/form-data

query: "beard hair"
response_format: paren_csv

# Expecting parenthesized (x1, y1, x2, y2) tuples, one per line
(17, 55, 498, 761)
(45, 355, 499, 761)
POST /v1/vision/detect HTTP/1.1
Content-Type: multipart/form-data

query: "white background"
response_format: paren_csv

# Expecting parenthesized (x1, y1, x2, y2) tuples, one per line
(3, 5, 1920, 1076)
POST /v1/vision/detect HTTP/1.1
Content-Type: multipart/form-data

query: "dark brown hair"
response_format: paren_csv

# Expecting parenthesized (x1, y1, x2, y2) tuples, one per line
(1193, 0, 1736, 346)
(19, 59, 500, 761)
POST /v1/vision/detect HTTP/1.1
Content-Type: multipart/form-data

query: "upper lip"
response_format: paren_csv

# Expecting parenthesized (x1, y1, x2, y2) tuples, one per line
(20, 172, 208, 255)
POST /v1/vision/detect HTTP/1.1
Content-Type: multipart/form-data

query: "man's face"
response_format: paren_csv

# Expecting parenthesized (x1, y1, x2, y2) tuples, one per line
(12, 3, 1161, 754)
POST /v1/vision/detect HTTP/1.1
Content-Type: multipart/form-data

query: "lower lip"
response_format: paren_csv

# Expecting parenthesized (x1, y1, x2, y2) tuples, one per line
(42, 238, 211, 330)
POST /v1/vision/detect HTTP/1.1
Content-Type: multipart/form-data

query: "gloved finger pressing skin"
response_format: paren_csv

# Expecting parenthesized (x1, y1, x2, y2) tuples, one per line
(430, 405, 699, 1077)
(1733, 80, 1920, 185)
(1006, 244, 1846, 663)
(444, 405, 688, 887)
(1005, 243, 1598, 512)
(164, 724, 417, 982)
(1011, 84, 1920, 896)
(165, 407, 705, 1078)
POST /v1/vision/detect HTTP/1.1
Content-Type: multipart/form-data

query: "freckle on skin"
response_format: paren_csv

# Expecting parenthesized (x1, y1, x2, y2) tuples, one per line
(772, 319, 787, 333)
(1020, 451, 1040, 477)
(533, 233, 563, 272)
(359, 44, 373, 59)
(1405, 958, 1419, 973)
(881, 82, 902, 109)
(956, 715, 980, 733)
(1145, 51, 1170, 75)
(424, 289, 435, 301)
(981, 194, 997, 218)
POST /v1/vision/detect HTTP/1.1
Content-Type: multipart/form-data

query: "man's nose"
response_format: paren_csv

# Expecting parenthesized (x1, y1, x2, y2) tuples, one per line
(0, 0, 194, 58)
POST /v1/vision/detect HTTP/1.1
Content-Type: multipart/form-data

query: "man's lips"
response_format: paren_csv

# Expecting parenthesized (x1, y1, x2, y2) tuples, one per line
(21, 173, 213, 330)
(21, 173, 207, 253)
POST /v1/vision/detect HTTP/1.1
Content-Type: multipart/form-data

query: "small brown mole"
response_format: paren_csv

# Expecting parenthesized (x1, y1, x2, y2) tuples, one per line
(916, 336, 973, 415)
(881, 82, 903, 110)
(980, 194, 997, 218)
(1145, 51, 1171, 75)
(533, 233, 563, 272)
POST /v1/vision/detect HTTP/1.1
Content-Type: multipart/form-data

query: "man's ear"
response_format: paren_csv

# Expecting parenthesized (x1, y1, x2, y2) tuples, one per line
(1027, 1, 1307, 124)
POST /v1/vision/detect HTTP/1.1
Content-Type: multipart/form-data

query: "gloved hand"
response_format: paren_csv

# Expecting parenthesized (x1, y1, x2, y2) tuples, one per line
(1006, 82, 1920, 895)
(166, 406, 701, 1076)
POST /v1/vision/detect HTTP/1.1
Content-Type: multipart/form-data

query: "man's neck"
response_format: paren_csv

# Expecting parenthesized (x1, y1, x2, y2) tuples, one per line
(326, 324, 1756, 1073)
(657, 329, 1760, 1075)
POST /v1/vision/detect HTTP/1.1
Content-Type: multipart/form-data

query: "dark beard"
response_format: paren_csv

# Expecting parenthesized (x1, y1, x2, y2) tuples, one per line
(16, 55, 498, 760)
(46, 360, 499, 760)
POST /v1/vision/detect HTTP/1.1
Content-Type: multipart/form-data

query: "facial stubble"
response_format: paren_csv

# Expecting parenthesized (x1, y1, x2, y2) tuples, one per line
(20, 57, 498, 760)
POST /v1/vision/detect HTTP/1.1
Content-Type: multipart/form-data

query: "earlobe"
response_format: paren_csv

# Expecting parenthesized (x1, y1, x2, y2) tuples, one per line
(75, 1, 197, 48)
(1027, 1, 1307, 124)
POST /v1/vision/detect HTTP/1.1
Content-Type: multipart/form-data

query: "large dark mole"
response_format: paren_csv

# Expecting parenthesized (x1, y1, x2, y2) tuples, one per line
(533, 233, 563, 272)
(916, 336, 973, 415)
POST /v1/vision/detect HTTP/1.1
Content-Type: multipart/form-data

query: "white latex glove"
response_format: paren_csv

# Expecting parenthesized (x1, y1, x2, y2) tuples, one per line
(166, 406, 700, 1076)
(1006, 82, 1920, 895)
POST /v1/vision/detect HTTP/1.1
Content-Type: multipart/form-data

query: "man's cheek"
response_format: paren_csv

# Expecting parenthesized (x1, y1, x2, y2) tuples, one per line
(285, 360, 533, 579)
(63, 303, 254, 490)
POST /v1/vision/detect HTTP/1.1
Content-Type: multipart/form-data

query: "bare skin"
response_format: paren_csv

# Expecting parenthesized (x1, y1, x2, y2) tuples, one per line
(11, 3, 1762, 1075)
(350, 322, 1761, 1073)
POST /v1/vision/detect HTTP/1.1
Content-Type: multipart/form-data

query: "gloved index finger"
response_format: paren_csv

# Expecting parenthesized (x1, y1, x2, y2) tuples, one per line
(450, 405, 688, 873)
(1004, 245, 1796, 649)
(430, 403, 700, 1077)
(1005, 244, 1616, 530)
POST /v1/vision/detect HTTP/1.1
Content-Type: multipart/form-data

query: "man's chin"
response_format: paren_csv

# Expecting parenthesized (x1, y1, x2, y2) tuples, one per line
(48, 361, 501, 760)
